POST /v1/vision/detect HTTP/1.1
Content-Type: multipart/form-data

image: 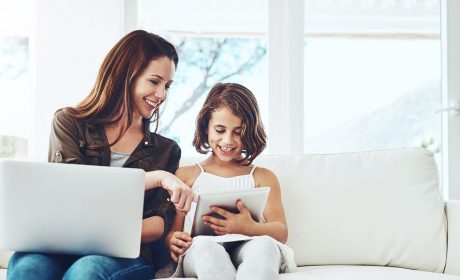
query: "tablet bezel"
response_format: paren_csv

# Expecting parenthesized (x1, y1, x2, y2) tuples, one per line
(191, 187, 270, 236)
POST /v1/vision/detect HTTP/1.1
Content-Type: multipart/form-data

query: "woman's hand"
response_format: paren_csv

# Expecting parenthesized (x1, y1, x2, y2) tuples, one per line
(168, 231, 192, 262)
(203, 200, 257, 235)
(161, 172, 196, 212)
(145, 170, 196, 212)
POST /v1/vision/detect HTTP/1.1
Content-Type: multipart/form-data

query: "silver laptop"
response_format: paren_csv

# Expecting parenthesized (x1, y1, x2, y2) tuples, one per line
(0, 159, 145, 258)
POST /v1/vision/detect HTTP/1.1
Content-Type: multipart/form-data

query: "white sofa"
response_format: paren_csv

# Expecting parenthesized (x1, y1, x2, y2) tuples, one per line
(2, 147, 460, 280)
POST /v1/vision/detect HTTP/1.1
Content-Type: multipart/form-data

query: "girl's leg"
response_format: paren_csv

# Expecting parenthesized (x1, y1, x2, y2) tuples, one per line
(7, 252, 76, 280)
(182, 238, 236, 280)
(63, 255, 154, 280)
(231, 236, 281, 280)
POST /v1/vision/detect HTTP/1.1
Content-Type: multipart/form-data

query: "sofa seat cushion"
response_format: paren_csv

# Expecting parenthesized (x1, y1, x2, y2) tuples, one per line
(0, 251, 11, 269)
(153, 266, 460, 280)
(278, 266, 460, 280)
(253, 148, 447, 272)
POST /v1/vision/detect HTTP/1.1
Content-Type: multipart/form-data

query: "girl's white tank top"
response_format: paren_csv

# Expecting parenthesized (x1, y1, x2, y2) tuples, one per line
(183, 163, 257, 232)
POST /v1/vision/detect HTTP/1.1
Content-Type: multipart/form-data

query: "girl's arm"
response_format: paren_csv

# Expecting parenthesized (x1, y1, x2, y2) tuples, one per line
(203, 168, 288, 243)
(165, 210, 191, 262)
(246, 167, 288, 243)
(164, 166, 198, 261)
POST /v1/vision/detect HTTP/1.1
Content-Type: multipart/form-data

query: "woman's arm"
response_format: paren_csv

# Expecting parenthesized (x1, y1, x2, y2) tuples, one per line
(48, 109, 85, 163)
(141, 216, 165, 243)
(145, 170, 196, 212)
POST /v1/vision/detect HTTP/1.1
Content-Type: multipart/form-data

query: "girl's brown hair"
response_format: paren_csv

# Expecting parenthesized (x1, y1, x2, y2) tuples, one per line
(65, 30, 178, 148)
(193, 83, 267, 165)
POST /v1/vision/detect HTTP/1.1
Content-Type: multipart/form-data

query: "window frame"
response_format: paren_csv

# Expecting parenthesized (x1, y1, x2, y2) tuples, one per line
(441, 0, 460, 199)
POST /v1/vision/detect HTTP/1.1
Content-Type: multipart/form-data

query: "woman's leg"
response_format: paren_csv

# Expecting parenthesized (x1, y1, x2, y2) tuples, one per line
(62, 255, 154, 280)
(182, 238, 236, 280)
(7, 252, 76, 280)
(231, 236, 281, 280)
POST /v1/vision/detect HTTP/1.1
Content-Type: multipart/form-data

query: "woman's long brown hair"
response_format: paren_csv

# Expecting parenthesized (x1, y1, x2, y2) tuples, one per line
(65, 30, 178, 149)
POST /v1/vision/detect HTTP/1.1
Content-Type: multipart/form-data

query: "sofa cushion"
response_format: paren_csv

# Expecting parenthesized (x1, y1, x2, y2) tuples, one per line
(277, 266, 460, 280)
(155, 265, 460, 280)
(0, 251, 11, 269)
(252, 148, 446, 272)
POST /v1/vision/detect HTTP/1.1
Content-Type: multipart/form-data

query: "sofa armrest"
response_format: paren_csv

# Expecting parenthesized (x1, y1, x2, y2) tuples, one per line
(445, 201, 460, 276)
(0, 251, 12, 269)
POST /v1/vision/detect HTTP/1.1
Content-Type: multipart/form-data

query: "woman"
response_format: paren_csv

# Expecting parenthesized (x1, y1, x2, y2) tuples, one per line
(7, 30, 194, 280)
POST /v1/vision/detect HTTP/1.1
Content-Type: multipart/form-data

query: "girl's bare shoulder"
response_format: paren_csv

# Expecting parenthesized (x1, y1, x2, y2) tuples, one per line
(175, 164, 202, 186)
(253, 166, 280, 187)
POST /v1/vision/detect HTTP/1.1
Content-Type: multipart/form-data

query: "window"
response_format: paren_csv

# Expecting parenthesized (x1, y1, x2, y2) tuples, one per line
(304, 0, 442, 158)
(137, 0, 268, 156)
(0, 1, 32, 158)
(13, 0, 460, 198)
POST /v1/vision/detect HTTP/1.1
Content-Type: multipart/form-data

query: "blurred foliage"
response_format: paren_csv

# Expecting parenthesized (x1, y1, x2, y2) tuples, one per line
(0, 135, 27, 158)
(421, 136, 440, 154)
(0, 37, 28, 80)
(158, 36, 266, 135)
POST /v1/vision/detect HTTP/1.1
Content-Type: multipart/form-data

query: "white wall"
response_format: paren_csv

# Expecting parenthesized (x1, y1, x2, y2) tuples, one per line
(30, 0, 125, 160)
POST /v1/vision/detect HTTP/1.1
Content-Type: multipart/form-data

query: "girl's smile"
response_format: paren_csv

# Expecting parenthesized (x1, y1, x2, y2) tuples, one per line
(207, 106, 243, 162)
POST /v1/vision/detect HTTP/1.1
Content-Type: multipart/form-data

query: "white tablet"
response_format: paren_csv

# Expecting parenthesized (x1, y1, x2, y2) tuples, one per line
(191, 187, 270, 236)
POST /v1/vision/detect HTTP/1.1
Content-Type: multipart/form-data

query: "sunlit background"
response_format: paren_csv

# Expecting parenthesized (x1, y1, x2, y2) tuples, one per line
(1, 0, 454, 195)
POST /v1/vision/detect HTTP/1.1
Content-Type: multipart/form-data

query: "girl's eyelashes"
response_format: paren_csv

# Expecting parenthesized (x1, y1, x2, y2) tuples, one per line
(215, 129, 241, 136)
(150, 80, 159, 85)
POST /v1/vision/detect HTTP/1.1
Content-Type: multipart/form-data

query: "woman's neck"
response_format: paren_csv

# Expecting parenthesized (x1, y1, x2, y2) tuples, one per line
(106, 116, 143, 134)
(104, 117, 144, 153)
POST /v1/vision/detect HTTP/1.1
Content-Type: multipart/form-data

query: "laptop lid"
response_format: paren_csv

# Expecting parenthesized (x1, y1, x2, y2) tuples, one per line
(0, 159, 145, 258)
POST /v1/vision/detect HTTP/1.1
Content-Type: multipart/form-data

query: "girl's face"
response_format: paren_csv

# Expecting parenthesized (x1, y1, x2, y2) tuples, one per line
(132, 56, 175, 120)
(207, 106, 244, 162)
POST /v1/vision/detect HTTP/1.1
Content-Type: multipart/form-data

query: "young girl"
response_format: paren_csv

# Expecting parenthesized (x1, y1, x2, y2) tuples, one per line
(165, 83, 296, 280)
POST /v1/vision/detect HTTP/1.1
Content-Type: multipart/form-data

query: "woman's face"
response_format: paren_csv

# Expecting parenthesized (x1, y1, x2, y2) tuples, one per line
(207, 106, 244, 162)
(132, 56, 175, 120)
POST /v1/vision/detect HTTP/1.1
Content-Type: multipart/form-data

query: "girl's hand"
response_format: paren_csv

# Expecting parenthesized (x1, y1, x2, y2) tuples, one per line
(168, 231, 192, 262)
(203, 200, 256, 235)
